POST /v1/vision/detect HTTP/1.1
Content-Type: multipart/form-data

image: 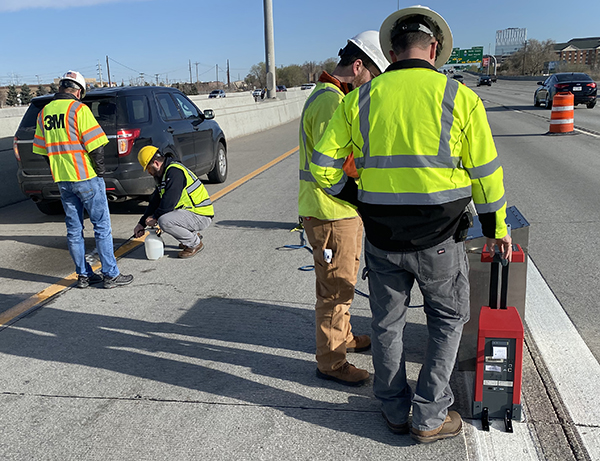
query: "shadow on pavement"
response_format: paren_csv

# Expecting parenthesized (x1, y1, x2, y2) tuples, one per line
(0, 296, 441, 447)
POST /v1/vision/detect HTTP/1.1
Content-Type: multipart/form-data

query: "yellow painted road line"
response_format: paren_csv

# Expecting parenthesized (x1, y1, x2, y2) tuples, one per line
(0, 147, 299, 329)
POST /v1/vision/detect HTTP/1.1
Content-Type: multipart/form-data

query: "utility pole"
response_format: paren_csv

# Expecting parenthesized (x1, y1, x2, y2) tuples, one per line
(522, 40, 527, 75)
(189, 60, 192, 84)
(227, 59, 231, 89)
(35, 75, 41, 85)
(97, 60, 103, 86)
(216, 64, 219, 87)
(140, 72, 145, 85)
(263, 0, 276, 98)
(106, 56, 112, 87)
(194, 62, 199, 83)
(155, 74, 159, 85)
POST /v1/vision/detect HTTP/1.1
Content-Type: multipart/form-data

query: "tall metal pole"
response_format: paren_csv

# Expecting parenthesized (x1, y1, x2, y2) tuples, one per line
(189, 60, 193, 84)
(263, 0, 276, 99)
(106, 56, 112, 87)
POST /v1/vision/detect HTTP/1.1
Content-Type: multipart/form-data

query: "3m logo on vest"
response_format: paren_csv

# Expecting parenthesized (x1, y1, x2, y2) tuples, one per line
(44, 114, 65, 130)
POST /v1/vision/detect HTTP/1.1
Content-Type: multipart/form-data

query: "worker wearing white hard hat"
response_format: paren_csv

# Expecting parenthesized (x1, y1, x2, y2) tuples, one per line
(59, 70, 87, 98)
(298, 30, 386, 387)
(33, 70, 133, 289)
(310, 6, 511, 441)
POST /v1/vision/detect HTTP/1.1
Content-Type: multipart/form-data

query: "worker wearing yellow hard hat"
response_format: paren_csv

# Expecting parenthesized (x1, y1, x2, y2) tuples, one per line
(134, 146, 214, 258)
(310, 5, 511, 443)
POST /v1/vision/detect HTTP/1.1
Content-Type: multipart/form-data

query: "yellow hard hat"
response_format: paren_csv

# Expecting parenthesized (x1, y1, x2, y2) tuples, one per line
(138, 145, 159, 170)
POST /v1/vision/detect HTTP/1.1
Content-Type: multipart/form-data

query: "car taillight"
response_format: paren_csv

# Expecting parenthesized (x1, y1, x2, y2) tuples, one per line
(554, 83, 570, 89)
(13, 136, 20, 162)
(117, 128, 141, 157)
(586, 82, 597, 88)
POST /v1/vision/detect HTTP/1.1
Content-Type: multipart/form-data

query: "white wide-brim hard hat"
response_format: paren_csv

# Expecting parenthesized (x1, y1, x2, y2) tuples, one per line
(379, 5, 453, 69)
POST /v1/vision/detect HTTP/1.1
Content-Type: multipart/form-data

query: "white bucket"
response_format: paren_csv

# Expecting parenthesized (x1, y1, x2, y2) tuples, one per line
(145, 229, 164, 260)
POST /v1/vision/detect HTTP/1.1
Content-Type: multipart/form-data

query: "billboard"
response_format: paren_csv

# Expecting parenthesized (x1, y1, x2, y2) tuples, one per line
(447, 47, 484, 65)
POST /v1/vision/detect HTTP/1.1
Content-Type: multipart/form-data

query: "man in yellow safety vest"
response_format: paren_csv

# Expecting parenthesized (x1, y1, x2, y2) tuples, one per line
(310, 6, 512, 443)
(33, 70, 133, 289)
(299, 31, 388, 387)
(134, 146, 214, 258)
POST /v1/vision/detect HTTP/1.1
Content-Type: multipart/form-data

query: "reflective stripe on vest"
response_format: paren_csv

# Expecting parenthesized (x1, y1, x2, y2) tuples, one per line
(35, 99, 102, 182)
(161, 162, 214, 216)
(300, 87, 342, 172)
(354, 78, 462, 171)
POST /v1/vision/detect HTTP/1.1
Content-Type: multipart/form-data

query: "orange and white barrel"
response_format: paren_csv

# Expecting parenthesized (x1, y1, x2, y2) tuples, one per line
(549, 92, 574, 134)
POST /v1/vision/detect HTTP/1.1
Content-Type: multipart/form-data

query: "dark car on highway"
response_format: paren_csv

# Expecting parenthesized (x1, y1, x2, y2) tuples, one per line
(451, 74, 464, 85)
(14, 86, 228, 214)
(534, 72, 597, 109)
(477, 75, 492, 86)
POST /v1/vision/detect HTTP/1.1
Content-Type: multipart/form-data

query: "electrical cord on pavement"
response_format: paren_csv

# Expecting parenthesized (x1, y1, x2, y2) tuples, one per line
(279, 223, 371, 297)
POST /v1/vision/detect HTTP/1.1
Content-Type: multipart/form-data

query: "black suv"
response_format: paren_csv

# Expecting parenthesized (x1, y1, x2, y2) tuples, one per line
(14, 86, 228, 214)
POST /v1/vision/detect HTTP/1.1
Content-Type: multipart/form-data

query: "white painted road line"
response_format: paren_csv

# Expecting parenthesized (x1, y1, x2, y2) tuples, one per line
(525, 257, 600, 458)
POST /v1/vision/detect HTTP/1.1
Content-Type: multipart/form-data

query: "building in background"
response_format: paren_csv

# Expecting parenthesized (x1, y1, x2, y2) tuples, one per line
(495, 28, 527, 57)
(554, 37, 600, 69)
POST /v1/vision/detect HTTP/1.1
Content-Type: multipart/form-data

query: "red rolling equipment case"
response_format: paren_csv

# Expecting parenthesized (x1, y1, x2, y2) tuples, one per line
(473, 243, 525, 432)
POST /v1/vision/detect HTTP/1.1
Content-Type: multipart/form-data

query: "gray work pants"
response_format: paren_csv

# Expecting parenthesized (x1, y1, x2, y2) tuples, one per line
(365, 236, 470, 431)
(157, 209, 212, 247)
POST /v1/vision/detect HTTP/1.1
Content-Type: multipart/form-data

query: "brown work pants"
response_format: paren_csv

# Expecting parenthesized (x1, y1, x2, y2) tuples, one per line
(303, 216, 363, 372)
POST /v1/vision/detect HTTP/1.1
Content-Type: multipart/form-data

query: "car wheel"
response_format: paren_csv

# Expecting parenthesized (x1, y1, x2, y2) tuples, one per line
(207, 142, 227, 183)
(546, 95, 553, 110)
(35, 199, 64, 215)
(587, 101, 596, 109)
(534, 94, 540, 107)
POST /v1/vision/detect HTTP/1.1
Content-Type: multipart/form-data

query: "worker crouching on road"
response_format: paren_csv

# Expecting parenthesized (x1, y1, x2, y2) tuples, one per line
(134, 146, 214, 258)
(299, 31, 388, 387)
(33, 70, 133, 289)
(310, 6, 512, 443)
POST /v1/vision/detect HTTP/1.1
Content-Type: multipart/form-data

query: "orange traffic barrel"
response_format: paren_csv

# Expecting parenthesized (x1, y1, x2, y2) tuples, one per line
(549, 92, 574, 134)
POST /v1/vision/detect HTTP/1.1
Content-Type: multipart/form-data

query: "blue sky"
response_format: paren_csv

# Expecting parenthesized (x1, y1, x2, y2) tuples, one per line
(1, 0, 598, 86)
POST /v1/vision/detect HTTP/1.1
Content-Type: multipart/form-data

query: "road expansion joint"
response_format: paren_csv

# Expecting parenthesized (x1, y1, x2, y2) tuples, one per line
(523, 329, 592, 461)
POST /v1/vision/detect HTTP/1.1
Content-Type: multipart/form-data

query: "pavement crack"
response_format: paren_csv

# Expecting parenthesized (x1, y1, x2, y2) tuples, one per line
(0, 391, 380, 413)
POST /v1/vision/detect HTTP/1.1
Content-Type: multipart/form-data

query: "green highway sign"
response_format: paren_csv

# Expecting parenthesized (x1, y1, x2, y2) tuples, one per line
(446, 47, 484, 64)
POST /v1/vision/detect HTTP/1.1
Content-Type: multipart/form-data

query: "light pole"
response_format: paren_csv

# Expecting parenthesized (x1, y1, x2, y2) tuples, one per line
(263, 0, 276, 99)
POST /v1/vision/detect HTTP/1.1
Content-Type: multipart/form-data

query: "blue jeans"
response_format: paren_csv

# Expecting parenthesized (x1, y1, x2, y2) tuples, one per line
(58, 176, 120, 278)
(365, 237, 470, 431)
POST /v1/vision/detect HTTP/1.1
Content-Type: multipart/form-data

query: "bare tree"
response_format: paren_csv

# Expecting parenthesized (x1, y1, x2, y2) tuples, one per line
(504, 39, 556, 75)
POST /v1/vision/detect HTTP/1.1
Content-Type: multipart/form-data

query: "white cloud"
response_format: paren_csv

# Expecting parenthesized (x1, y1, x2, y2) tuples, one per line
(0, 0, 145, 12)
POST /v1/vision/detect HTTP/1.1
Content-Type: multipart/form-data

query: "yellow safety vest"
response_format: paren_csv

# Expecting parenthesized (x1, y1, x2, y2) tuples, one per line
(33, 98, 108, 182)
(298, 82, 358, 220)
(160, 162, 214, 217)
(311, 67, 508, 238)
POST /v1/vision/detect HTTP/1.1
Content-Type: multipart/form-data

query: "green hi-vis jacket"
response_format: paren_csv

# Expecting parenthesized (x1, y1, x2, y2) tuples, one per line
(160, 162, 214, 216)
(298, 81, 358, 221)
(311, 62, 508, 239)
(33, 96, 108, 182)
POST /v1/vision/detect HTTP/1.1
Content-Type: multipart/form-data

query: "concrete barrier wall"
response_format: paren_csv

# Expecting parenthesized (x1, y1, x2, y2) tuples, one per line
(0, 89, 310, 209)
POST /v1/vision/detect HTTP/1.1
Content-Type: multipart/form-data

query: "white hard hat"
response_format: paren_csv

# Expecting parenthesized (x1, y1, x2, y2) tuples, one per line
(379, 5, 453, 68)
(60, 70, 87, 98)
(347, 30, 389, 74)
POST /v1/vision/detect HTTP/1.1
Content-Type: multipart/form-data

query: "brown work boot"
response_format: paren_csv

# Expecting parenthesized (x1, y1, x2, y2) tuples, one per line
(316, 362, 369, 387)
(346, 334, 371, 353)
(410, 411, 463, 444)
(178, 241, 204, 258)
(382, 411, 410, 435)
